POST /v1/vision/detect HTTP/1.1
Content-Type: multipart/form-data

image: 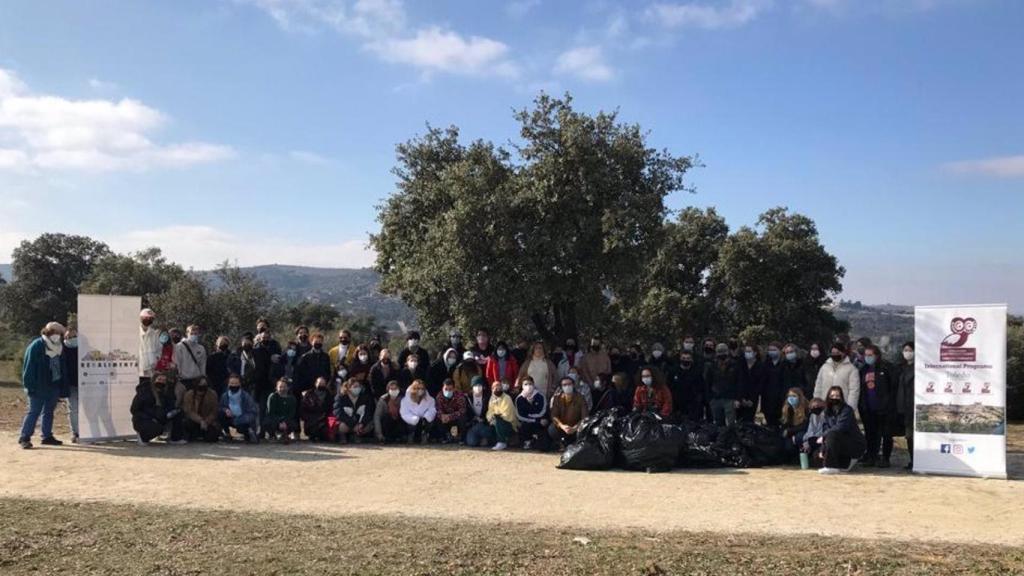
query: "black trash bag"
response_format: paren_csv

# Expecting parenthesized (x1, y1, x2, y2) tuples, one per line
(619, 411, 686, 473)
(709, 426, 752, 468)
(718, 422, 788, 467)
(558, 408, 622, 471)
(678, 421, 727, 467)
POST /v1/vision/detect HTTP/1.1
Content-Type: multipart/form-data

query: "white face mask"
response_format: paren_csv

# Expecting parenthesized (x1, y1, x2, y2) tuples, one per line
(561, 385, 574, 395)
(388, 389, 399, 398)
(496, 349, 506, 358)
(48, 334, 61, 345)
(407, 362, 418, 370)
(652, 350, 663, 359)
(358, 354, 369, 363)
(593, 380, 603, 390)
(408, 339, 419, 348)
(472, 385, 484, 396)
(810, 349, 820, 359)
(903, 350, 915, 361)
(501, 382, 510, 391)
(642, 376, 653, 386)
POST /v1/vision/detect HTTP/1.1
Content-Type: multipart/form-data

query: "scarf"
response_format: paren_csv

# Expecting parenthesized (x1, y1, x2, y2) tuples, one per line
(44, 336, 63, 357)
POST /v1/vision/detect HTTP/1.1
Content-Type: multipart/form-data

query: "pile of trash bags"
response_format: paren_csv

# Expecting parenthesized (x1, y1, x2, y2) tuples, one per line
(558, 409, 790, 473)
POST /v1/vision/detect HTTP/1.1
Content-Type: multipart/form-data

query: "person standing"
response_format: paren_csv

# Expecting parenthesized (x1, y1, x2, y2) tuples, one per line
(397, 330, 430, 368)
(577, 337, 611, 386)
(517, 342, 557, 399)
(137, 308, 161, 386)
(813, 342, 861, 413)
(18, 322, 66, 449)
(738, 344, 765, 424)
(173, 324, 207, 392)
(705, 343, 740, 427)
(859, 345, 895, 468)
(295, 333, 331, 399)
(428, 348, 460, 397)
(894, 342, 916, 470)
(452, 351, 481, 394)
(781, 343, 811, 406)
(60, 327, 80, 443)
(369, 349, 398, 398)
(206, 336, 231, 396)
(484, 342, 520, 391)
(761, 342, 785, 427)
(329, 329, 357, 374)
(669, 350, 703, 421)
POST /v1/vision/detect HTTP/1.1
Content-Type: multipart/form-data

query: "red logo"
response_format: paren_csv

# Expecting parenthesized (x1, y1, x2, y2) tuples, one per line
(940, 317, 977, 362)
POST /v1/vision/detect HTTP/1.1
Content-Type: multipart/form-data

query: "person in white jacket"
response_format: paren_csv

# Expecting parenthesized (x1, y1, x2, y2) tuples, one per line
(813, 342, 860, 412)
(137, 308, 162, 382)
(399, 379, 436, 444)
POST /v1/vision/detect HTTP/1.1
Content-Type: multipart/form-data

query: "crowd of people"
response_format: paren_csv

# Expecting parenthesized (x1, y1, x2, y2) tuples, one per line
(17, 308, 918, 475)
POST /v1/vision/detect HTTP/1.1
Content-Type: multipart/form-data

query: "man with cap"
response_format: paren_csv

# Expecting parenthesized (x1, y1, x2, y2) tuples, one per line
(451, 350, 481, 394)
(138, 308, 161, 386)
(18, 321, 67, 449)
(397, 330, 430, 369)
(704, 343, 741, 426)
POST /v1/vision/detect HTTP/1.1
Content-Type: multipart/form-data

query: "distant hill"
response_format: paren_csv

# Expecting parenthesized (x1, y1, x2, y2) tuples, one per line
(833, 300, 914, 350)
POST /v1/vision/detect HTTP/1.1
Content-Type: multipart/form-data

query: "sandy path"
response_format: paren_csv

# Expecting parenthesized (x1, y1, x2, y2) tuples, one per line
(1, 431, 1021, 546)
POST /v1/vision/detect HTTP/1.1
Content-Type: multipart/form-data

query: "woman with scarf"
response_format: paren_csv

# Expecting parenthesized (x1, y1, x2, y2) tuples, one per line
(18, 322, 67, 449)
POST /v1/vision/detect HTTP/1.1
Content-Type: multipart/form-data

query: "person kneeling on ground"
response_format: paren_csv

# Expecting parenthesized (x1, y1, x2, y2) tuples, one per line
(549, 376, 589, 450)
(465, 378, 492, 447)
(220, 374, 259, 443)
(780, 387, 809, 458)
(182, 377, 220, 443)
(374, 380, 405, 443)
(400, 379, 436, 444)
(487, 379, 518, 451)
(334, 378, 375, 444)
(817, 386, 866, 475)
(515, 376, 551, 451)
(264, 378, 298, 443)
(300, 376, 333, 442)
(130, 372, 184, 445)
(434, 378, 468, 444)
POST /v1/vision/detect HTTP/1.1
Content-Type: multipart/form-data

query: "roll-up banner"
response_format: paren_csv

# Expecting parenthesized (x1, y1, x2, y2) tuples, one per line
(77, 294, 142, 442)
(913, 304, 1007, 478)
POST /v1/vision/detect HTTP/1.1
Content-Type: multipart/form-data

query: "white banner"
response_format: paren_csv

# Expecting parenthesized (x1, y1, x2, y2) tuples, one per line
(913, 304, 1007, 478)
(77, 294, 142, 442)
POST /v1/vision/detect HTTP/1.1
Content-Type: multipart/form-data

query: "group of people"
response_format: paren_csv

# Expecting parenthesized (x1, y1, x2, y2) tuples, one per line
(18, 309, 918, 475)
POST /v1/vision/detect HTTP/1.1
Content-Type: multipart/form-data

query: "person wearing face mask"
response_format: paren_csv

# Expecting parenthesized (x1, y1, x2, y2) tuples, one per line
(373, 380, 405, 443)
(173, 324, 207, 392)
(295, 333, 332, 401)
(802, 397, 828, 463)
(608, 345, 631, 382)
(450, 350, 481, 395)
(440, 329, 466, 361)
(737, 344, 765, 424)
(219, 374, 259, 443)
(206, 336, 232, 397)
(485, 341, 520, 392)
(347, 344, 373, 383)
(130, 372, 183, 445)
(153, 329, 178, 376)
(646, 342, 671, 375)
(465, 377, 494, 447)
(803, 343, 825, 391)
(813, 342, 861, 414)
(370, 349, 399, 399)
(761, 342, 785, 428)
(329, 329, 357, 376)
(561, 367, 593, 410)
(511, 339, 530, 366)
(294, 326, 312, 357)
(400, 379, 436, 444)
(18, 321, 67, 449)
(591, 372, 619, 412)
(299, 376, 333, 441)
(399, 350, 431, 393)
(705, 343, 741, 426)
(182, 377, 220, 443)
(333, 378, 375, 444)
(893, 342, 916, 470)
(228, 334, 257, 393)
(578, 338, 611, 386)
(549, 376, 590, 450)
(487, 379, 518, 450)
(59, 327, 80, 443)
(555, 338, 583, 380)
(669, 350, 704, 422)
(397, 330, 431, 370)
(138, 309, 162, 385)
(264, 378, 298, 443)
(469, 329, 495, 365)
(515, 376, 551, 451)
(632, 367, 673, 418)
(780, 388, 810, 458)
(429, 347, 461, 397)
(434, 379, 468, 444)
(858, 344, 894, 468)
(852, 337, 872, 370)
(780, 343, 811, 403)
(816, 386, 866, 475)
(518, 342, 558, 399)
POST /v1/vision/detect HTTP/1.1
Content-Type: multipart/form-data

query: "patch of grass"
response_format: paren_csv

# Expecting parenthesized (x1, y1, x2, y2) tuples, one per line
(0, 360, 16, 385)
(0, 497, 1022, 575)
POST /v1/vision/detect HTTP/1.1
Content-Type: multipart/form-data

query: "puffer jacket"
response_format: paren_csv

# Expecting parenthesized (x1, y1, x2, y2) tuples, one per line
(813, 357, 860, 411)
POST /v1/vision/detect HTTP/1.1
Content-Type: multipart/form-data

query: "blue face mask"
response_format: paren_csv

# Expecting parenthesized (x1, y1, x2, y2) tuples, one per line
(785, 352, 797, 362)
(65, 338, 78, 349)
(787, 396, 799, 408)
(864, 355, 876, 366)
(443, 390, 454, 399)
(159, 334, 169, 345)
(767, 350, 780, 360)
(287, 349, 296, 358)
(744, 351, 755, 361)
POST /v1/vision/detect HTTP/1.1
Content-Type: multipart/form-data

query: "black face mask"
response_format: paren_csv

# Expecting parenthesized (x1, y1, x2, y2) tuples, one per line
(716, 353, 728, 361)
(681, 361, 693, 369)
(493, 390, 503, 397)
(827, 398, 843, 411)
(811, 407, 824, 415)
(229, 386, 241, 393)
(313, 343, 323, 350)
(830, 353, 844, 362)
(704, 347, 714, 355)
(242, 344, 253, 351)
(218, 344, 228, 352)
(298, 335, 309, 342)
(339, 338, 350, 345)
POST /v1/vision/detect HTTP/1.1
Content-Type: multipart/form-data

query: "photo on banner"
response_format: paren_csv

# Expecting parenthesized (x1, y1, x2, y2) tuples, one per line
(77, 295, 142, 442)
(913, 304, 1007, 478)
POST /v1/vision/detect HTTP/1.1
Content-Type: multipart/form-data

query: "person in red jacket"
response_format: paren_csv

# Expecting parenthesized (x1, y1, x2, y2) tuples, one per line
(633, 367, 672, 418)
(484, 341, 519, 387)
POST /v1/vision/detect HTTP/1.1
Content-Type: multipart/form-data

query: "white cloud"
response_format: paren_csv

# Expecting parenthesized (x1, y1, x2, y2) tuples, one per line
(943, 155, 1024, 178)
(554, 46, 615, 81)
(114, 225, 376, 269)
(238, 0, 518, 79)
(87, 77, 119, 91)
(0, 68, 233, 173)
(646, 0, 770, 29)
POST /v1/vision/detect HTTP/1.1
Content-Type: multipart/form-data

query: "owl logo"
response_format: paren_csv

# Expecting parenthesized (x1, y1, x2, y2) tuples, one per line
(940, 316, 978, 362)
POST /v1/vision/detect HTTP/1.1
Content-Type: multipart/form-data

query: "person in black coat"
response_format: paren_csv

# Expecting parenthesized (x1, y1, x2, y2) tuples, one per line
(295, 333, 332, 398)
(761, 342, 786, 428)
(591, 372, 619, 413)
(818, 386, 866, 473)
(803, 342, 826, 393)
(368, 350, 399, 398)
(130, 373, 183, 444)
(206, 337, 232, 397)
(398, 352, 430, 393)
(738, 344, 766, 424)
(428, 348, 459, 397)
(669, 350, 704, 422)
(780, 343, 811, 404)
(705, 344, 741, 426)
(894, 342, 915, 470)
(333, 379, 375, 443)
(60, 329, 80, 441)
(397, 330, 431, 369)
(859, 345, 895, 468)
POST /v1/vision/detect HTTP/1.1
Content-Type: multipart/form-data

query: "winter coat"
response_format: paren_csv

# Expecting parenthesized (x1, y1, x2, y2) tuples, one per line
(517, 358, 558, 399)
(487, 393, 519, 429)
(435, 390, 467, 424)
(739, 358, 766, 406)
(397, 365, 429, 393)
(515, 391, 548, 423)
(295, 349, 332, 394)
(781, 358, 811, 402)
(591, 385, 619, 413)
(22, 337, 60, 397)
(824, 403, 866, 447)
(858, 360, 894, 416)
(576, 350, 611, 385)
(668, 363, 704, 414)
(130, 382, 177, 425)
(814, 357, 861, 411)
(704, 358, 741, 401)
(219, 388, 259, 425)
(173, 340, 207, 381)
(397, 347, 431, 370)
(59, 342, 78, 398)
(333, 390, 375, 428)
(138, 327, 162, 377)
(484, 355, 520, 388)
(451, 361, 481, 394)
(550, 392, 589, 428)
(368, 360, 399, 398)
(465, 391, 490, 423)
(399, 393, 437, 425)
(205, 350, 231, 394)
(266, 393, 297, 423)
(329, 344, 358, 374)
(299, 388, 332, 430)
(427, 357, 457, 397)
(632, 384, 673, 417)
(182, 387, 219, 427)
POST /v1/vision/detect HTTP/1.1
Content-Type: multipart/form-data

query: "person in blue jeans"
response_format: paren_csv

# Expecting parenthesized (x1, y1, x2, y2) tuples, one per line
(18, 322, 67, 449)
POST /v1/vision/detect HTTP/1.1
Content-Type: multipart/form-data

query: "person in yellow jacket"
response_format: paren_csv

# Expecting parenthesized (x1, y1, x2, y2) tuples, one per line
(329, 329, 357, 375)
(487, 379, 518, 451)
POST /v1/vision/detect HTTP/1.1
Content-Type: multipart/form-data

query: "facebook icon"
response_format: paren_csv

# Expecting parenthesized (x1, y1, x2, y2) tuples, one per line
(940, 444, 952, 454)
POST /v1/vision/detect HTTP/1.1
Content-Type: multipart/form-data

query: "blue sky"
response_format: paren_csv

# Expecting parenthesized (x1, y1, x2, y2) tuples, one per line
(0, 0, 1021, 310)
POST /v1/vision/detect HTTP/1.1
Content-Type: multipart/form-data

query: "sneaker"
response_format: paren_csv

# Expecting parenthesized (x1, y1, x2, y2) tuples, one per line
(846, 458, 859, 472)
(246, 429, 259, 443)
(492, 442, 507, 451)
(18, 438, 32, 450)
(420, 434, 429, 445)
(40, 436, 63, 446)
(818, 467, 841, 475)
(877, 458, 891, 469)
(71, 435, 80, 444)
(137, 438, 151, 447)
(522, 440, 532, 451)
